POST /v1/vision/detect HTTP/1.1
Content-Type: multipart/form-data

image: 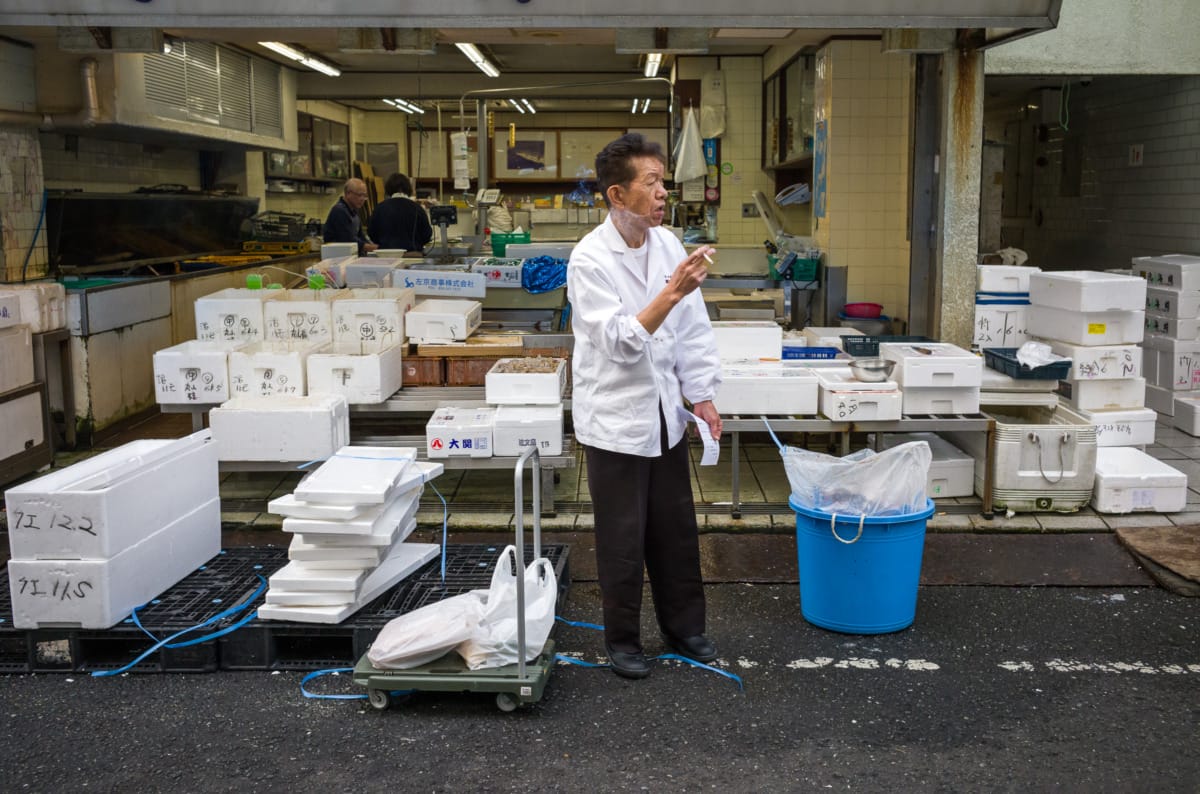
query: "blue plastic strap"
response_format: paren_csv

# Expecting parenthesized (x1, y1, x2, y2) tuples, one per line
(555, 654, 609, 668)
(761, 417, 785, 452)
(301, 668, 415, 701)
(429, 481, 449, 583)
(555, 615, 604, 631)
(655, 653, 744, 690)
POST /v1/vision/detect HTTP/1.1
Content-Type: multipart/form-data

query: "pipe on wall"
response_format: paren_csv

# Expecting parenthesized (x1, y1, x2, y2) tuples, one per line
(0, 57, 99, 129)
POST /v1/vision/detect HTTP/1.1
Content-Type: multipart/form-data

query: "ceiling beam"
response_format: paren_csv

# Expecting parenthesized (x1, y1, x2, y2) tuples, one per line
(296, 71, 663, 101)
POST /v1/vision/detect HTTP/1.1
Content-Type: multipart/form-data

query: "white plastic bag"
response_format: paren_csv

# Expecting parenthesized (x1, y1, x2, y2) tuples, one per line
(673, 107, 707, 183)
(366, 591, 484, 670)
(782, 441, 932, 517)
(458, 545, 557, 671)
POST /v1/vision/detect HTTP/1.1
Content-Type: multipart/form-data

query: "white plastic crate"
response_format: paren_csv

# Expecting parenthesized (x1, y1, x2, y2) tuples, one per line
(711, 321, 783, 361)
(307, 341, 405, 404)
(878, 342, 982, 388)
(2, 282, 66, 333)
(405, 299, 482, 343)
(714, 363, 819, 415)
(1078, 407, 1157, 447)
(816, 368, 902, 421)
(1145, 286, 1200, 319)
(1027, 307, 1144, 346)
(801, 326, 863, 350)
(426, 406, 494, 458)
(880, 432, 974, 498)
(4, 432, 217, 560)
(493, 404, 564, 456)
(485, 358, 568, 405)
(1059, 377, 1146, 411)
(1029, 270, 1147, 313)
(209, 395, 350, 462)
(7, 497, 221, 629)
(0, 325, 34, 394)
(228, 340, 324, 398)
(1133, 253, 1200, 291)
(330, 287, 416, 351)
(153, 340, 246, 405)
(194, 287, 276, 343)
(977, 265, 1041, 293)
(0, 291, 20, 329)
(1091, 447, 1186, 514)
(1046, 341, 1141, 381)
(901, 386, 981, 416)
(1144, 311, 1200, 340)
(262, 289, 340, 345)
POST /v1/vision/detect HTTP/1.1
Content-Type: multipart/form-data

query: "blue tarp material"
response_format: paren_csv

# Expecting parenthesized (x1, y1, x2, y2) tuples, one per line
(522, 255, 568, 293)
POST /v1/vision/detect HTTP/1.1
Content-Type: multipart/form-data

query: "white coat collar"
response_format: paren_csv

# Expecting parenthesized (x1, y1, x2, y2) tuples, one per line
(597, 215, 663, 286)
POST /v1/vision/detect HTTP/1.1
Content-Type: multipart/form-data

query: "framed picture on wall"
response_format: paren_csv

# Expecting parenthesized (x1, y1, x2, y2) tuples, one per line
(493, 130, 558, 179)
(560, 129, 624, 181)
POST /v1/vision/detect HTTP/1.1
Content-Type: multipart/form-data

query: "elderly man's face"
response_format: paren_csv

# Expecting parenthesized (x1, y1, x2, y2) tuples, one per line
(344, 180, 369, 210)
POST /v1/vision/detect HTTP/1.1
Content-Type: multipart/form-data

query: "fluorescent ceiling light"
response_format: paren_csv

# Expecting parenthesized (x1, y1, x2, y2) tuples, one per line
(456, 42, 500, 78)
(508, 98, 526, 114)
(383, 98, 425, 114)
(631, 98, 640, 114)
(643, 52, 663, 78)
(521, 99, 536, 114)
(641, 98, 651, 114)
(259, 41, 341, 77)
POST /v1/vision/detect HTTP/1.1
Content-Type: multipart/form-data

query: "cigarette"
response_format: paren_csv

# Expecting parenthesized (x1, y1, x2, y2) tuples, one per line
(702, 252, 714, 265)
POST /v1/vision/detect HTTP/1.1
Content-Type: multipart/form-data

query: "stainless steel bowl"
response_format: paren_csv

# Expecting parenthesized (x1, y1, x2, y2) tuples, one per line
(848, 358, 896, 382)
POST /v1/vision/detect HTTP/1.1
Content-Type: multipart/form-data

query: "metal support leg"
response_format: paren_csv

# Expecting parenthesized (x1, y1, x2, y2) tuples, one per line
(731, 429, 741, 519)
(540, 465, 556, 517)
(982, 418, 996, 519)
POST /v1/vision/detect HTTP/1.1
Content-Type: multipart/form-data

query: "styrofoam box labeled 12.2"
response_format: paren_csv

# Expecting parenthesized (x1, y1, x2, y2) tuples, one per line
(1047, 340, 1141, 381)
(485, 358, 568, 405)
(153, 340, 246, 405)
(7, 497, 221, 629)
(1091, 447, 1187, 514)
(208, 394, 350, 463)
(1078, 407, 1157, 447)
(4, 431, 217, 560)
(1029, 270, 1147, 313)
(307, 341, 405, 404)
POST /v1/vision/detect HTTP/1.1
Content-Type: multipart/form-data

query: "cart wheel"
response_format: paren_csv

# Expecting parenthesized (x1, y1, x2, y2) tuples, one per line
(368, 689, 392, 711)
(495, 692, 519, 712)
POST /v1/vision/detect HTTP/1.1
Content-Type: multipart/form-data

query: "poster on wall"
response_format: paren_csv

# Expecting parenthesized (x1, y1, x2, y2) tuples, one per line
(813, 120, 828, 219)
(493, 130, 558, 179)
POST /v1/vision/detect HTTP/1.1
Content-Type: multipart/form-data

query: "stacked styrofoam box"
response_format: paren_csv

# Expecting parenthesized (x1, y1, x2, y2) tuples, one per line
(262, 289, 343, 345)
(880, 432, 974, 498)
(426, 406, 496, 458)
(152, 340, 247, 404)
(0, 282, 67, 333)
(973, 265, 1040, 349)
(0, 291, 21, 329)
(306, 287, 416, 405)
(878, 342, 982, 416)
(801, 326, 863, 351)
(1134, 254, 1200, 433)
(330, 287, 416, 351)
(209, 395, 350, 462)
(483, 357, 567, 456)
(335, 257, 404, 288)
(5, 431, 220, 629)
(712, 321, 783, 361)
(715, 361, 819, 416)
(228, 339, 325, 397)
(406, 299, 482, 343)
(815, 367, 903, 421)
(1091, 447, 1187, 514)
(259, 448, 441, 624)
(194, 288, 278, 344)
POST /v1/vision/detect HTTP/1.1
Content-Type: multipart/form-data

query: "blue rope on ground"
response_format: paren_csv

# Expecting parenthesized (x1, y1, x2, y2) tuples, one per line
(301, 667, 415, 701)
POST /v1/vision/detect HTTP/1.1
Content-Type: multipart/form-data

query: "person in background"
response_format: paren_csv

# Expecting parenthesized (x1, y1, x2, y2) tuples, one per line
(368, 172, 434, 252)
(567, 132, 722, 680)
(323, 178, 377, 255)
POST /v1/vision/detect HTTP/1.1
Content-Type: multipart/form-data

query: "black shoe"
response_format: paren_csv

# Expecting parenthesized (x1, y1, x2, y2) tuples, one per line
(605, 644, 651, 679)
(664, 634, 718, 664)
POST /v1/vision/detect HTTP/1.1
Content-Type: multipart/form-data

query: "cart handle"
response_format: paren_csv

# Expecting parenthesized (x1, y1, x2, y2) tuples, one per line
(513, 447, 542, 682)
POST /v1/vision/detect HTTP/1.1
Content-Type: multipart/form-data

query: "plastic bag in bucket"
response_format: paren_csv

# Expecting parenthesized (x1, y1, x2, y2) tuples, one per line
(790, 497, 934, 633)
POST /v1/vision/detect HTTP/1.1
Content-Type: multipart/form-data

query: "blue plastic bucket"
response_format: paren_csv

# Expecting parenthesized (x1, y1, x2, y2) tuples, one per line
(789, 497, 935, 634)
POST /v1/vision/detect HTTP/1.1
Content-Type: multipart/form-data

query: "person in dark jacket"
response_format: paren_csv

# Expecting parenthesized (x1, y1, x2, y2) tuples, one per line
(322, 178, 377, 255)
(367, 172, 434, 252)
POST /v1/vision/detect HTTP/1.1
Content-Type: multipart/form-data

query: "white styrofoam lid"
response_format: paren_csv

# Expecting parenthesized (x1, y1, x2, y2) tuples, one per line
(1033, 270, 1145, 286)
(293, 446, 418, 504)
(1094, 447, 1188, 484)
(879, 342, 978, 360)
(723, 366, 817, 380)
(1078, 407, 1158, 423)
(217, 394, 348, 411)
(802, 326, 863, 337)
(1134, 254, 1200, 267)
(269, 493, 366, 520)
(815, 367, 899, 391)
(981, 367, 1059, 392)
(711, 320, 780, 329)
(979, 392, 1060, 409)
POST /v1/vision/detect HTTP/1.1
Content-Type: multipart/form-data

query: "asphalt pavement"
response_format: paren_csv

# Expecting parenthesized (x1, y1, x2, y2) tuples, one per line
(2, 582, 1198, 792)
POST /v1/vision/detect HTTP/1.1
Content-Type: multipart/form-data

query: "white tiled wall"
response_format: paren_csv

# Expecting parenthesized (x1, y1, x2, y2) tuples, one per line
(814, 40, 913, 322)
(0, 129, 47, 281)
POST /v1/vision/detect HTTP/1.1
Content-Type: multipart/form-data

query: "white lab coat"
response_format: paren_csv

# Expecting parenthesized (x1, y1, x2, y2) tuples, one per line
(567, 217, 721, 457)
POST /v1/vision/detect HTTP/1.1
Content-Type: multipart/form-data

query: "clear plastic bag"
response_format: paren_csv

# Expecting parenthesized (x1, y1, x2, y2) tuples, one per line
(458, 545, 557, 670)
(776, 433, 932, 516)
(366, 591, 485, 670)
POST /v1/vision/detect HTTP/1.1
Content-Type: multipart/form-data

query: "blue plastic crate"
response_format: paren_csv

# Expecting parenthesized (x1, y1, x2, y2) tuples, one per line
(782, 346, 840, 360)
(983, 347, 1072, 380)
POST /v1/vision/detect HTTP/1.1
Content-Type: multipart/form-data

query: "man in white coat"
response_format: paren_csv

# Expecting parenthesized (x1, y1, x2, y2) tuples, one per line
(567, 133, 722, 679)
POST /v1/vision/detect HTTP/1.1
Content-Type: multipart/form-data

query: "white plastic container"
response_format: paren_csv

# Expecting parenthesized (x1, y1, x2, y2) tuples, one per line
(1029, 270, 1147, 313)
(878, 342, 982, 388)
(0, 385, 44, 460)
(0, 291, 20, 329)
(901, 386, 981, 416)
(3, 282, 66, 333)
(493, 404, 564, 456)
(1059, 377, 1145, 411)
(711, 321, 783, 361)
(330, 287, 416, 351)
(0, 325, 35, 394)
(7, 497, 220, 629)
(1046, 341, 1141, 381)
(1026, 307, 1144, 346)
(1145, 286, 1200, 319)
(973, 298, 1029, 348)
(977, 264, 1041, 293)
(194, 288, 276, 344)
(209, 394, 350, 462)
(880, 432, 974, 498)
(1145, 383, 1176, 416)
(801, 326, 863, 350)
(426, 406, 494, 458)
(307, 341, 405, 404)
(228, 340, 324, 398)
(1078, 407, 1157, 447)
(485, 358, 568, 405)
(262, 289, 340, 345)
(405, 299, 482, 343)
(714, 363, 819, 415)
(4, 432, 217, 560)
(153, 340, 246, 405)
(1144, 311, 1200, 340)
(816, 368, 902, 421)
(1133, 253, 1200, 291)
(1091, 447, 1187, 514)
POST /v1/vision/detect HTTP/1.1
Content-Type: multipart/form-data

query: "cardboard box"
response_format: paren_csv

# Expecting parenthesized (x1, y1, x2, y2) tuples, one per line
(485, 358, 568, 405)
(402, 356, 445, 386)
(426, 406, 494, 458)
(209, 395, 350, 462)
(493, 403, 564, 456)
(307, 341, 405, 404)
(153, 340, 246, 405)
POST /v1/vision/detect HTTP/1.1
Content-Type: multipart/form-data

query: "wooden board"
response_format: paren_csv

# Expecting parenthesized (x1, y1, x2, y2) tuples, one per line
(416, 335, 525, 358)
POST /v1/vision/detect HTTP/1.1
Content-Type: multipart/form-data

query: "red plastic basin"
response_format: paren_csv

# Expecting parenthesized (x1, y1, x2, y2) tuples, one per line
(843, 302, 883, 319)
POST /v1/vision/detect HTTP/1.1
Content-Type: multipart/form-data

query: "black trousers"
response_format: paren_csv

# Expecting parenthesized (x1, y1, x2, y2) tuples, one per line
(583, 412, 706, 653)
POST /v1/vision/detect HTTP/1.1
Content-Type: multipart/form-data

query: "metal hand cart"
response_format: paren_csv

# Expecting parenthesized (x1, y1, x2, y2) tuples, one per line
(353, 447, 557, 712)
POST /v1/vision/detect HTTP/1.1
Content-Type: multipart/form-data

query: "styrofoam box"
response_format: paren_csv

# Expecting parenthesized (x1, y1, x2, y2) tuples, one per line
(901, 386, 981, 416)
(878, 342, 982, 388)
(880, 432, 974, 498)
(977, 264, 1041, 293)
(0, 325, 35, 394)
(714, 364, 819, 415)
(1145, 383, 1176, 416)
(1079, 407, 1157, 447)
(337, 258, 403, 288)
(4, 282, 66, 333)
(1143, 344, 1200, 391)
(1133, 253, 1200, 291)
(711, 321, 783, 361)
(307, 341, 405, 404)
(1026, 307, 1144, 346)
(468, 259, 524, 288)
(802, 326, 863, 350)
(209, 395, 350, 462)
(1091, 447, 1187, 514)
(330, 287, 416, 350)
(1046, 340, 1141, 381)
(5, 432, 217, 560)
(194, 288, 276, 344)
(228, 340, 324, 398)
(1173, 394, 1200, 434)
(0, 291, 20, 329)
(485, 358, 568, 405)
(1145, 286, 1200, 319)
(426, 406, 495, 458)
(262, 289, 340, 345)
(7, 497, 221, 629)
(1059, 377, 1146, 411)
(973, 301, 1029, 348)
(153, 340, 246, 405)
(816, 368, 902, 420)
(1029, 270, 1147, 313)
(321, 242, 358, 260)
(0, 385, 45, 460)
(1145, 311, 1200, 340)
(493, 403, 564, 456)
(405, 299, 482, 342)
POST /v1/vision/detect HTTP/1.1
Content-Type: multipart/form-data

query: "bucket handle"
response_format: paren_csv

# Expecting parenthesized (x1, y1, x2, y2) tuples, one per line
(830, 513, 866, 545)
(762, 417, 785, 452)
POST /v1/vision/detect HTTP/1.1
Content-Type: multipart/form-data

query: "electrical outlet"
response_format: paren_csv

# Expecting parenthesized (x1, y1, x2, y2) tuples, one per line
(741, 203, 759, 218)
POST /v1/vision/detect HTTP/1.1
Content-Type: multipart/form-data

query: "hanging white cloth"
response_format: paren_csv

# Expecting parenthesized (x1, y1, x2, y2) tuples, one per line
(673, 107, 707, 183)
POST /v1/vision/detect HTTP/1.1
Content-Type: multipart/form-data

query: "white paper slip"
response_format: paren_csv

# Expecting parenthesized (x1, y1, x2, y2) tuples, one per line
(293, 446, 419, 505)
(677, 405, 720, 466)
(268, 494, 367, 520)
